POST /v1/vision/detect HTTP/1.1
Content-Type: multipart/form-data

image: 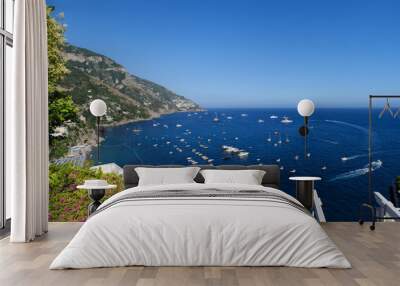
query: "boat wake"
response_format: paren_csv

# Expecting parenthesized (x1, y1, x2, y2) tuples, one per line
(325, 120, 368, 134)
(330, 160, 382, 182)
(313, 138, 339, 145)
(341, 154, 367, 161)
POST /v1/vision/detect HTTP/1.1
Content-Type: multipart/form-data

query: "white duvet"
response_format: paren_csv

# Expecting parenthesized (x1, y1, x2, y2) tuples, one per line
(50, 183, 351, 269)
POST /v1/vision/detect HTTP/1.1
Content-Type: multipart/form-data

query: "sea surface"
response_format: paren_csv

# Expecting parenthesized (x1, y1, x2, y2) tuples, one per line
(93, 108, 400, 221)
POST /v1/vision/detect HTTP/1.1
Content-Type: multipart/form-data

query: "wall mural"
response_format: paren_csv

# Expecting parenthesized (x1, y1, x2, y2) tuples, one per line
(47, 2, 399, 222)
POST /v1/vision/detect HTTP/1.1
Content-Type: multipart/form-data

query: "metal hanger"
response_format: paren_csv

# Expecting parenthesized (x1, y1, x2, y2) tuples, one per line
(379, 98, 394, 118)
(394, 106, 400, 118)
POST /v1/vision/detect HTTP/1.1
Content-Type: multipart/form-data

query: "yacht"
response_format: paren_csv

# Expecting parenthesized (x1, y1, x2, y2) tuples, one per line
(281, 116, 293, 124)
(238, 151, 249, 158)
(213, 113, 220, 123)
(222, 145, 240, 154)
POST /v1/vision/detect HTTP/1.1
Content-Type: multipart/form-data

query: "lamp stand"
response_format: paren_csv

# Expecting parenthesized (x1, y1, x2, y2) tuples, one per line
(96, 116, 100, 163)
(298, 116, 310, 159)
(304, 117, 308, 159)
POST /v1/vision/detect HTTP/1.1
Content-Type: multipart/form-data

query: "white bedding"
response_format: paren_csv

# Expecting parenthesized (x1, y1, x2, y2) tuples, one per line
(50, 183, 351, 269)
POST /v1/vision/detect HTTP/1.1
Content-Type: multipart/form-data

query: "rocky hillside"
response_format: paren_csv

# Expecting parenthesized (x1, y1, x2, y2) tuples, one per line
(60, 44, 200, 128)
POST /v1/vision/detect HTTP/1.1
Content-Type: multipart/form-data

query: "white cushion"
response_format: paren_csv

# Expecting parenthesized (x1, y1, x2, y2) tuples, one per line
(135, 167, 200, 186)
(200, 169, 266, 185)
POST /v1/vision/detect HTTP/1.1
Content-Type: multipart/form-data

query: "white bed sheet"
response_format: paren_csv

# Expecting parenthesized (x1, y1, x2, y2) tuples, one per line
(50, 183, 351, 269)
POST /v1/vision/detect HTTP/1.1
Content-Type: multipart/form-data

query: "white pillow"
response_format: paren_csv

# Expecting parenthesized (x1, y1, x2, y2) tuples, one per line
(200, 169, 266, 185)
(135, 167, 200, 186)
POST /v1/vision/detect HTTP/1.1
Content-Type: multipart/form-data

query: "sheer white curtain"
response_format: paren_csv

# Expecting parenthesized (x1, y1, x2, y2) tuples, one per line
(7, 0, 48, 242)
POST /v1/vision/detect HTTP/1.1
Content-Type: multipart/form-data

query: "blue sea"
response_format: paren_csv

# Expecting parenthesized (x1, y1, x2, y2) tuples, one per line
(93, 108, 400, 221)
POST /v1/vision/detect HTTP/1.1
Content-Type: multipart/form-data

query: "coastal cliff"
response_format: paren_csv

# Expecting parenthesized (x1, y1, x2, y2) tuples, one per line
(59, 44, 201, 130)
(55, 44, 201, 153)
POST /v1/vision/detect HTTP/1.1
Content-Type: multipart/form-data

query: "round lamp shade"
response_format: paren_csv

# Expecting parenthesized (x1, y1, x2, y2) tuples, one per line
(90, 99, 107, 117)
(297, 99, 315, 117)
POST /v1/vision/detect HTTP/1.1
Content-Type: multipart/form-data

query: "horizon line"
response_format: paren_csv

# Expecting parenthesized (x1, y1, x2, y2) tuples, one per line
(200, 106, 372, 109)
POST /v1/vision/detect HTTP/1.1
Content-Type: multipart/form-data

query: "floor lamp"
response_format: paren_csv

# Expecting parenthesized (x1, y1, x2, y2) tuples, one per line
(297, 99, 315, 159)
(89, 99, 107, 163)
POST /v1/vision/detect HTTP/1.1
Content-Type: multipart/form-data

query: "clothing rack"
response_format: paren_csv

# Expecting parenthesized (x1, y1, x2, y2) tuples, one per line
(359, 95, 400, 230)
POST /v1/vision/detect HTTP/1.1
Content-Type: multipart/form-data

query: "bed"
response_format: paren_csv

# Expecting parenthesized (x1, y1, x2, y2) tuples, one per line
(50, 165, 350, 269)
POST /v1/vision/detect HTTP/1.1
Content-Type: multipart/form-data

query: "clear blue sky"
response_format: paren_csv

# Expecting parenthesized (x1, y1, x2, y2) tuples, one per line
(47, 0, 400, 108)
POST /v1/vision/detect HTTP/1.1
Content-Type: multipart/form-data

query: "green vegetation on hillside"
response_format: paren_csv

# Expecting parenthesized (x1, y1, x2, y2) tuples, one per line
(47, 6, 78, 158)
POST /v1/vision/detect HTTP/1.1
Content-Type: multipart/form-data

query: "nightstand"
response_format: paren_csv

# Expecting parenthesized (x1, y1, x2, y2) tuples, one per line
(77, 180, 117, 215)
(289, 176, 321, 211)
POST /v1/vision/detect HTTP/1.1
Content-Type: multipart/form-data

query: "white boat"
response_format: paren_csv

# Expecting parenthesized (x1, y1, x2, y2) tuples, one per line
(241, 113, 248, 117)
(270, 115, 278, 119)
(258, 119, 264, 123)
(227, 116, 233, 120)
(238, 151, 249, 158)
(321, 166, 327, 170)
(341, 157, 349, 161)
(281, 116, 293, 124)
(132, 128, 142, 133)
(222, 145, 240, 154)
(213, 115, 220, 123)
(176, 124, 182, 128)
